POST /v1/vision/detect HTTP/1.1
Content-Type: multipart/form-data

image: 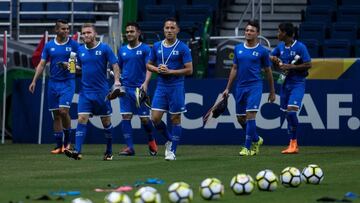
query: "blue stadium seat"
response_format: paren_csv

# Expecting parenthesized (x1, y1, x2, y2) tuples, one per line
(323, 39, 351, 58)
(299, 22, 327, 43)
(47, 3, 70, 20)
(74, 2, 95, 21)
(138, 21, 164, 32)
(355, 40, 360, 57)
(160, 0, 188, 8)
(0, 2, 10, 20)
(341, 0, 360, 5)
(179, 21, 203, 37)
(20, 3, 44, 20)
(300, 39, 320, 58)
(178, 31, 192, 42)
(308, 0, 337, 7)
(137, 0, 157, 21)
(330, 22, 357, 41)
(337, 6, 360, 25)
(191, 0, 219, 11)
(178, 5, 212, 22)
(304, 6, 334, 23)
(143, 5, 176, 21)
(141, 32, 162, 45)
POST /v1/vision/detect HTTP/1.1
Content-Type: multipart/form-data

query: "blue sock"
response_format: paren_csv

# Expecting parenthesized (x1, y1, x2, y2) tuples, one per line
(75, 123, 87, 153)
(103, 123, 113, 154)
(121, 120, 134, 150)
(245, 120, 256, 149)
(54, 132, 63, 148)
(171, 124, 182, 153)
(153, 121, 172, 141)
(142, 120, 155, 141)
(287, 111, 298, 140)
(63, 128, 70, 147)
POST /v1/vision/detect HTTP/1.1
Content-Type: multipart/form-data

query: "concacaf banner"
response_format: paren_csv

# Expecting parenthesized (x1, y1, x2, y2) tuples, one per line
(12, 59, 360, 146)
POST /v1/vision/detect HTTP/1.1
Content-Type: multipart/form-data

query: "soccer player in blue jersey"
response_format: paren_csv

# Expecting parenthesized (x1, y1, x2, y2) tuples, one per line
(64, 23, 121, 160)
(270, 22, 312, 154)
(29, 19, 79, 154)
(222, 20, 275, 156)
(146, 18, 193, 161)
(117, 22, 158, 156)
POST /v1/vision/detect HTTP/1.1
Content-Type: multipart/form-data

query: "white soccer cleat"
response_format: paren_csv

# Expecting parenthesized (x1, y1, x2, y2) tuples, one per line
(165, 151, 176, 161)
(165, 141, 172, 157)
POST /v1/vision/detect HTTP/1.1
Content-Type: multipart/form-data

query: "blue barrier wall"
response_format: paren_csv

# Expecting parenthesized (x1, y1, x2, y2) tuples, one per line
(12, 76, 360, 146)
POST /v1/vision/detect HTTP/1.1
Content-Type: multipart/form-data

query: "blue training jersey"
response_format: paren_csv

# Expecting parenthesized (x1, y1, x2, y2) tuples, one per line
(148, 39, 192, 86)
(41, 38, 79, 81)
(271, 40, 311, 82)
(77, 42, 117, 93)
(118, 42, 151, 87)
(233, 43, 271, 87)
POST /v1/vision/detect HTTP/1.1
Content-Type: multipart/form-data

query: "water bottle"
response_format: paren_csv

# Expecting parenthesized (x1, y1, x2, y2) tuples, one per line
(276, 58, 286, 85)
(68, 52, 76, 74)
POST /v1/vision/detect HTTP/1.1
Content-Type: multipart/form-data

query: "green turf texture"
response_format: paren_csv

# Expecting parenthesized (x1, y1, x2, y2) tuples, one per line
(1, 144, 359, 203)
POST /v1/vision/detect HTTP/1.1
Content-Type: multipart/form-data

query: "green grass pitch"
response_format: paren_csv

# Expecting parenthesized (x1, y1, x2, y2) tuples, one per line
(1, 144, 360, 203)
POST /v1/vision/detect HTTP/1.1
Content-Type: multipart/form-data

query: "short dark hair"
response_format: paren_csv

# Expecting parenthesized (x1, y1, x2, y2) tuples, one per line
(55, 19, 68, 29)
(246, 20, 260, 32)
(163, 17, 179, 27)
(126, 22, 141, 31)
(82, 23, 96, 32)
(279, 22, 298, 38)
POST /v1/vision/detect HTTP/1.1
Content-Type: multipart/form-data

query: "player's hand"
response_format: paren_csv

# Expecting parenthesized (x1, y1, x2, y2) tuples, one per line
(268, 92, 276, 103)
(270, 56, 282, 67)
(57, 61, 68, 70)
(28, 82, 36, 94)
(279, 64, 294, 71)
(140, 83, 148, 93)
(158, 64, 169, 74)
(222, 89, 229, 99)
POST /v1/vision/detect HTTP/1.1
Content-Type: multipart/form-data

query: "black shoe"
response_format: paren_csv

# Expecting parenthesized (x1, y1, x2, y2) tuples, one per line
(64, 149, 82, 160)
(103, 153, 113, 161)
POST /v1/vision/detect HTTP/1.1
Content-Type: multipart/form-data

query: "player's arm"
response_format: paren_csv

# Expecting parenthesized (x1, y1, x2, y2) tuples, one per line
(264, 67, 276, 103)
(141, 70, 152, 92)
(112, 63, 121, 86)
(146, 60, 161, 74)
(222, 64, 237, 98)
(162, 62, 193, 76)
(28, 59, 46, 93)
(280, 61, 311, 72)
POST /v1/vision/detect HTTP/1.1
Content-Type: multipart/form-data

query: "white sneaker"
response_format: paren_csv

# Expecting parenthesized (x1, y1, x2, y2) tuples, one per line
(164, 141, 172, 157)
(165, 151, 176, 161)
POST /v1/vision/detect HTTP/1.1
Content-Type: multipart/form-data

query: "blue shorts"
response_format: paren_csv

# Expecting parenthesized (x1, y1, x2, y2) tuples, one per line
(235, 85, 262, 116)
(78, 91, 112, 117)
(47, 79, 75, 111)
(151, 85, 186, 114)
(280, 82, 305, 111)
(120, 86, 150, 117)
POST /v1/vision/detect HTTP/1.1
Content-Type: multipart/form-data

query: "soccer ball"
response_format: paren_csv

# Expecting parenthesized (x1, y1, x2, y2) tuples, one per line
(134, 186, 161, 203)
(301, 164, 324, 184)
(256, 169, 279, 191)
(168, 181, 193, 203)
(105, 192, 131, 203)
(230, 174, 255, 195)
(72, 197, 93, 203)
(199, 177, 224, 200)
(280, 167, 302, 187)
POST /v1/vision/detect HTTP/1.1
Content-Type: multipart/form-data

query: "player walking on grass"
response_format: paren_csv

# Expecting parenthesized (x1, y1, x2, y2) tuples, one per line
(29, 19, 79, 154)
(64, 23, 121, 160)
(270, 22, 312, 154)
(117, 22, 158, 156)
(222, 20, 275, 156)
(146, 18, 193, 161)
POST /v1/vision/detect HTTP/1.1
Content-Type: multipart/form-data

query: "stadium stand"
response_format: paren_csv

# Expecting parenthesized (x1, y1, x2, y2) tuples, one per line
(46, 3, 70, 20)
(0, 0, 11, 36)
(323, 39, 351, 58)
(304, 5, 334, 24)
(341, 0, 360, 6)
(355, 40, 360, 57)
(337, 6, 360, 25)
(299, 22, 326, 43)
(301, 39, 320, 58)
(330, 22, 357, 41)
